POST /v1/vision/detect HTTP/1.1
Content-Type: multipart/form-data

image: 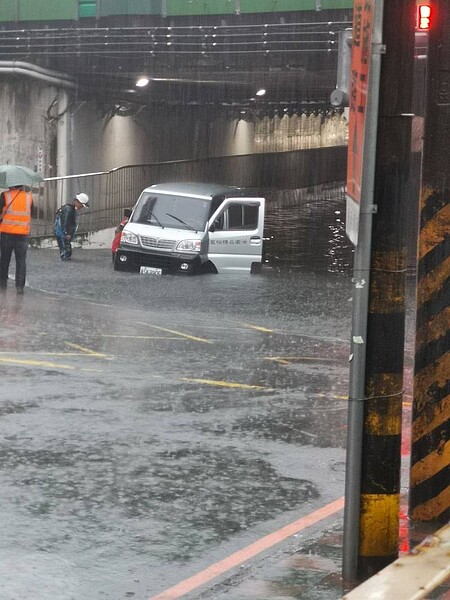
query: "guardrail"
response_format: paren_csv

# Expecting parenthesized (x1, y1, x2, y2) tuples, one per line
(31, 147, 348, 238)
(343, 524, 450, 600)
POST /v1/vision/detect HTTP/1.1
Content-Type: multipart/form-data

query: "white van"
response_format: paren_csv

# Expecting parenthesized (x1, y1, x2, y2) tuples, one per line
(114, 182, 265, 275)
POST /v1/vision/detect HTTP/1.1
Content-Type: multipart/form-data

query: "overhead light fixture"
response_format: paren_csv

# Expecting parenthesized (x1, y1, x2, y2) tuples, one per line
(256, 88, 266, 97)
(136, 77, 150, 88)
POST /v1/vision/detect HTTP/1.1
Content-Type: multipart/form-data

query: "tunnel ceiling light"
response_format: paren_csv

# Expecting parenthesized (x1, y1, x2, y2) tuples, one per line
(256, 88, 266, 97)
(136, 77, 150, 88)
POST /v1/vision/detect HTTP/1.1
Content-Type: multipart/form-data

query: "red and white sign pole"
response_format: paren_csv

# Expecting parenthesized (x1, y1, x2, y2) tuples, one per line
(346, 0, 383, 246)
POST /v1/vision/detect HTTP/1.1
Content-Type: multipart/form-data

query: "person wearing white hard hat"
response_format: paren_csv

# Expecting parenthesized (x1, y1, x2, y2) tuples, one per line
(53, 193, 90, 261)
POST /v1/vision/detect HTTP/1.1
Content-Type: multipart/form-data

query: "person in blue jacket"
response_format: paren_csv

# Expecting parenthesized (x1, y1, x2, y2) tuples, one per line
(54, 193, 89, 261)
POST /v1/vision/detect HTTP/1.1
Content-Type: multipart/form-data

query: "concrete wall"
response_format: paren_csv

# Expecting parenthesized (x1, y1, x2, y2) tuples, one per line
(0, 79, 58, 176)
(71, 102, 348, 174)
(71, 104, 259, 173)
(1, 77, 348, 177)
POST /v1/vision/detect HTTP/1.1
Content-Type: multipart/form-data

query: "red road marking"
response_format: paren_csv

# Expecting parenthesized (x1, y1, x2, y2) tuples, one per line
(149, 497, 345, 600)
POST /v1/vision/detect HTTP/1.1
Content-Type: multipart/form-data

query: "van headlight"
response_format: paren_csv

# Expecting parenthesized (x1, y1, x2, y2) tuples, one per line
(176, 239, 202, 252)
(122, 231, 139, 245)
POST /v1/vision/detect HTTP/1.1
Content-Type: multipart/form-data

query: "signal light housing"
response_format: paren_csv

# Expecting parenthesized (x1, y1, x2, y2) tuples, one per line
(416, 4, 432, 30)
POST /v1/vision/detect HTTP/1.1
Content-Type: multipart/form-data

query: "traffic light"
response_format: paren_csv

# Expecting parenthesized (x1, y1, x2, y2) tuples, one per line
(416, 4, 432, 30)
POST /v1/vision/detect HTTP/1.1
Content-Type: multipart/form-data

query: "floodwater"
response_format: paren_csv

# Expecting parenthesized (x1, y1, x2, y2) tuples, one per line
(264, 183, 353, 274)
(0, 184, 354, 600)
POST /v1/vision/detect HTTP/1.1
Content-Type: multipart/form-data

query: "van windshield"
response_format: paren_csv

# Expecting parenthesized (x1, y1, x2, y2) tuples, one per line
(131, 192, 210, 231)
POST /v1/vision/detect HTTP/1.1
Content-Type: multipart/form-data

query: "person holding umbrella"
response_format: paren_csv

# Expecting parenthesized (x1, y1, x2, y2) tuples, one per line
(0, 164, 41, 295)
(0, 185, 33, 294)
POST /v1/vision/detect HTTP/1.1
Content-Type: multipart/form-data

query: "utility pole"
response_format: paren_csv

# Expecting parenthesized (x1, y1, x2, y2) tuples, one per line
(409, 0, 450, 523)
(343, 0, 416, 581)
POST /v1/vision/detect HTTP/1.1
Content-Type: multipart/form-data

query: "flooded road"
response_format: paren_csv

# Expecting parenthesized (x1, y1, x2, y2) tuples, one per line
(264, 184, 353, 274)
(0, 187, 354, 599)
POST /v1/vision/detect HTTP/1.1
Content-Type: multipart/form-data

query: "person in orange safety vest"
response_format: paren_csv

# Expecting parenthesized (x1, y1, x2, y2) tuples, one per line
(0, 185, 33, 295)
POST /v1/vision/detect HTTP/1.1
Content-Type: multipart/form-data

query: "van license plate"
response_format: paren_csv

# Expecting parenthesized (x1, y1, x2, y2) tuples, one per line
(140, 266, 162, 275)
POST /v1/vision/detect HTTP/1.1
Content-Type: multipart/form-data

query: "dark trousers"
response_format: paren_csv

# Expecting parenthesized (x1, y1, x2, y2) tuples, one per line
(55, 233, 72, 260)
(0, 233, 28, 289)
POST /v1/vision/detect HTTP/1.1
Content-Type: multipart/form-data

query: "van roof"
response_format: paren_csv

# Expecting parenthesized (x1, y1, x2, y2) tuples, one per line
(144, 182, 256, 199)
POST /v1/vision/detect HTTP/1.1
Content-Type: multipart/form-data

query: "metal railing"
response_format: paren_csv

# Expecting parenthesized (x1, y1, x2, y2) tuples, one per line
(31, 147, 347, 238)
(343, 523, 450, 600)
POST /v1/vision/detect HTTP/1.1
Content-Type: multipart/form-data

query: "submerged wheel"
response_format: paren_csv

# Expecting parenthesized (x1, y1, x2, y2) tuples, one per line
(202, 260, 217, 274)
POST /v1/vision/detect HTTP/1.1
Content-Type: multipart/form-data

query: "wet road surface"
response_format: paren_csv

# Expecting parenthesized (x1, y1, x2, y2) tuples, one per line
(0, 248, 352, 599)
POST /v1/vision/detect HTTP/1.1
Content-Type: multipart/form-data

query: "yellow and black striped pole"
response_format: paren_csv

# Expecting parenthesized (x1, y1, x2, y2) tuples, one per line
(358, 0, 414, 578)
(358, 256, 406, 578)
(357, 0, 415, 576)
(409, 0, 450, 523)
(342, 0, 416, 581)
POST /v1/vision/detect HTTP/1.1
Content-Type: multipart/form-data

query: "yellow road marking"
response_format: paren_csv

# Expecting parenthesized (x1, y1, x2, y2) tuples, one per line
(100, 335, 184, 340)
(0, 356, 102, 372)
(240, 322, 274, 333)
(315, 393, 348, 401)
(265, 356, 338, 365)
(182, 378, 271, 391)
(65, 342, 109, 357)
(137, 322, 213, 344)
(267, 357, 291, 365)
(0, 352, 83, 357)
(239, 325, 347, 344)
(196, 326, 256, 331)
(0, 357, 75, 369)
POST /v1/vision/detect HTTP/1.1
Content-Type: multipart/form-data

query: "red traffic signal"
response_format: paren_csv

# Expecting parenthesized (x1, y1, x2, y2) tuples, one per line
(416, 4, 432, 30)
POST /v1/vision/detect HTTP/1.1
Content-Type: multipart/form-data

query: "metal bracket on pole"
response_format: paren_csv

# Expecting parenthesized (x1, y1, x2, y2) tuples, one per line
(362, 205, 378, 214)
(373, 44, 387, 54)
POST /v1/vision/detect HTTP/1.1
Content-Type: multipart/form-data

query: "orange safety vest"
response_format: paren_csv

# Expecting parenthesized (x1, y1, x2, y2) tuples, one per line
(0, 189, 33, 235)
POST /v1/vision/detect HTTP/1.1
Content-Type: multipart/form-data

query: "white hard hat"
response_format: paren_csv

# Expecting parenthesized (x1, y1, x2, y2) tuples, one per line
(75, 193, 89, 206)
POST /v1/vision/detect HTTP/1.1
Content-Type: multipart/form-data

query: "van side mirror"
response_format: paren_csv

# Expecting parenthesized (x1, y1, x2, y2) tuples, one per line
(124, 208, 132, 218)
(210, 217, 222, 233)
